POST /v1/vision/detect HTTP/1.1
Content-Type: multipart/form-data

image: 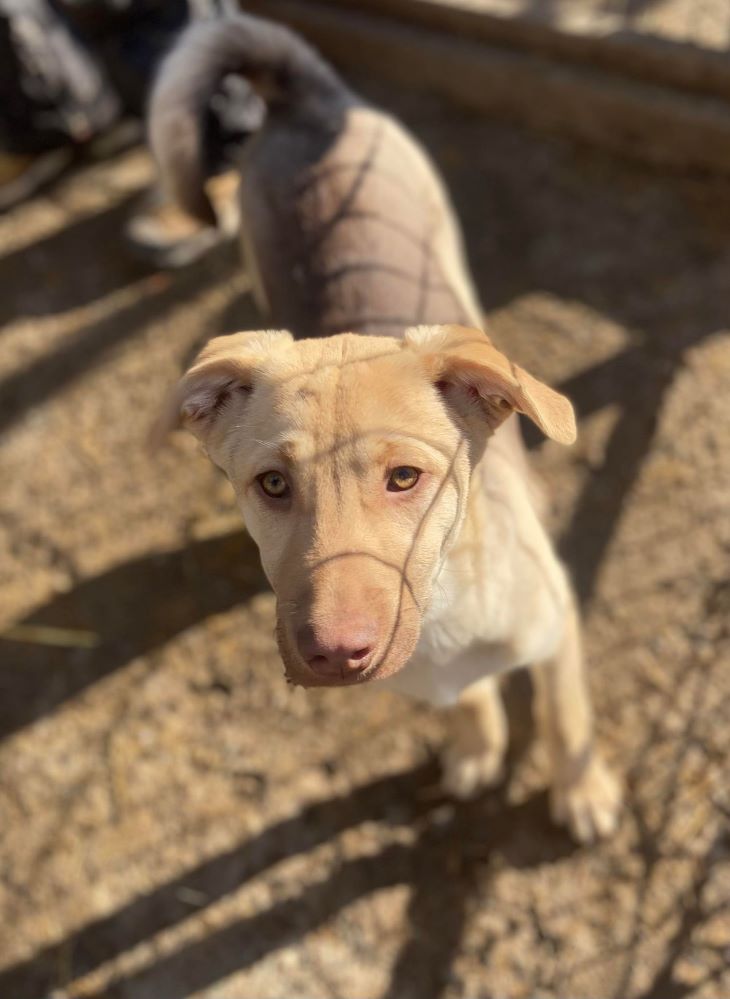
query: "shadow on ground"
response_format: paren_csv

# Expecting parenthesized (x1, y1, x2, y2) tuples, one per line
(0, 530, 266, 739)
(0, 743, 577, 999)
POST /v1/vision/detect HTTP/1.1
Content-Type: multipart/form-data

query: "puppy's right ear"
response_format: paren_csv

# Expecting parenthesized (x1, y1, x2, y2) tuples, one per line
(149, 329, 293, 452)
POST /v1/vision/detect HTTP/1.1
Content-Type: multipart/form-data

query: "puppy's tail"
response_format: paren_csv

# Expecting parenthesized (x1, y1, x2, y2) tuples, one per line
(148, 13, 350, 224)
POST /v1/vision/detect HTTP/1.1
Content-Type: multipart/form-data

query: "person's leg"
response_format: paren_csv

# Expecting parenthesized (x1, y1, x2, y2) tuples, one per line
(120, 3, 265, 267)
(61, 0, 190, 116)
(0, 0, 119, 207)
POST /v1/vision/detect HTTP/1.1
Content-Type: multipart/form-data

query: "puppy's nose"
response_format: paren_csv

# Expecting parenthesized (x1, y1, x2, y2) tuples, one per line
(296, 622, 376, 677)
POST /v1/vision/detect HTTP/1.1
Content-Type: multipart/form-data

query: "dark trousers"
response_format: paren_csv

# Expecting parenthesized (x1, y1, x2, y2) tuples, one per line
(0, 0, 188, 153)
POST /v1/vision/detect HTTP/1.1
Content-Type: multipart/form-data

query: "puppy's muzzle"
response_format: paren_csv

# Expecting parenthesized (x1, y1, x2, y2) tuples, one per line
(277, 559, 423, 687)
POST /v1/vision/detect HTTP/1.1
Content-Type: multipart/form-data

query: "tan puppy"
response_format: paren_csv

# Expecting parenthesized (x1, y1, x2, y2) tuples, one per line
(151, 15, 621, 841)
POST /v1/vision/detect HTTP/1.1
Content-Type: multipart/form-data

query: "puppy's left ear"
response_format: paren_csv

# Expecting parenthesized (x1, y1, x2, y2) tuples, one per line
(407, 324, 576, 445)
(149, 329, 293, 451)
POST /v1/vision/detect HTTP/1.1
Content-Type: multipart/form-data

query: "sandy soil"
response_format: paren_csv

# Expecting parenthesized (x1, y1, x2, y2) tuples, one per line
(0, 80, 728, 998)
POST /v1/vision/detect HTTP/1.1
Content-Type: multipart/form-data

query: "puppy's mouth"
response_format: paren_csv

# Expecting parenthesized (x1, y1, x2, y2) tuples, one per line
(287, 658, 383, 688)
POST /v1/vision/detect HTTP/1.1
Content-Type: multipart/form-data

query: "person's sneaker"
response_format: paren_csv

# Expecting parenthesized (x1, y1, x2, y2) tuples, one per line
(124, 170, 240, 269)
(0, 148, 74, 211)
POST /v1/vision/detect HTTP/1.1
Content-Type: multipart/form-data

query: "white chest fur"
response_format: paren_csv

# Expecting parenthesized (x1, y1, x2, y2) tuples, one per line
(380, 452, 569, 707)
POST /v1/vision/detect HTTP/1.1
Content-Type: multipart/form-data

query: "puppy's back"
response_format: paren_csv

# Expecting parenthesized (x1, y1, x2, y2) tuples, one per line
(240, 104, 482, 338)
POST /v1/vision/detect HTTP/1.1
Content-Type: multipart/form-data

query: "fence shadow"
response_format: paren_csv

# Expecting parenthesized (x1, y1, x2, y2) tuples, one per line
(0, 529, 266, 739)
(0, 745, 577, 999)
(0, 193, 148, 329)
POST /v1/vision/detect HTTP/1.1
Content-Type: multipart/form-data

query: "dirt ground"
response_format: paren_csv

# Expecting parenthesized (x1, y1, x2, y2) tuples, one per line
(1, 78, 729, 999)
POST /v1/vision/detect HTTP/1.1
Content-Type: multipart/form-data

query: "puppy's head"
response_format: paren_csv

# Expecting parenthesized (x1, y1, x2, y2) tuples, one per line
(156, 324, 575, 687)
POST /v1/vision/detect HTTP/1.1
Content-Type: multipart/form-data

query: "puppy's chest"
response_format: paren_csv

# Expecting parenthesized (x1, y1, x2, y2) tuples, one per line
(419, 574, 499, 659)
(381, 571, 516, 707)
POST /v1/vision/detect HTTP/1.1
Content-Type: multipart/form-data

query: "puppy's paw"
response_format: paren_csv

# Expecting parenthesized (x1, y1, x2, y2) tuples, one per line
(440, 745, 505, 800)
(550, 755, 621, 843)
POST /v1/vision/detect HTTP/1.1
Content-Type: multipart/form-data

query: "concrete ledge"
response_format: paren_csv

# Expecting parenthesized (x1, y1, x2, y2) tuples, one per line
(247, 0, 730, 173)
(311, 0, 730, 100)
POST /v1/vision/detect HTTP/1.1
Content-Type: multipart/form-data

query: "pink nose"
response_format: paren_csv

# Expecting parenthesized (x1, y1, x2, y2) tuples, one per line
(296, 622, 377, 677)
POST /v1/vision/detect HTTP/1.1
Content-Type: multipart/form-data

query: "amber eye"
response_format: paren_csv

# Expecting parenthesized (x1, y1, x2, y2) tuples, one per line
(258, 471, 290, 498)
(387, 466, 420, 492)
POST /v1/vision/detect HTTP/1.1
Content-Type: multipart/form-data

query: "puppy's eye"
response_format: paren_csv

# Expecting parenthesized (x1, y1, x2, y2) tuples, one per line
(387, 466, 420, 492)
(258, 471, 290, 498)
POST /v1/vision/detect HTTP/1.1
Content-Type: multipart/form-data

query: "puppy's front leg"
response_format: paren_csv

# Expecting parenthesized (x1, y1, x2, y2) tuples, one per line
(441, 676, 507, 799)
(533, 598, 621, 842)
